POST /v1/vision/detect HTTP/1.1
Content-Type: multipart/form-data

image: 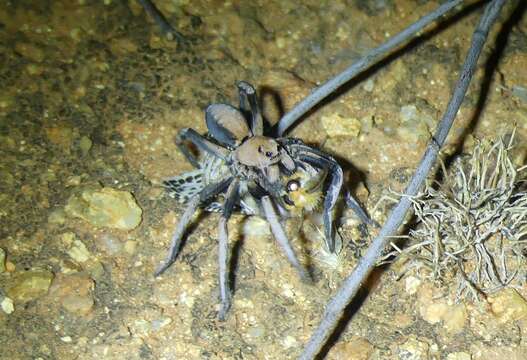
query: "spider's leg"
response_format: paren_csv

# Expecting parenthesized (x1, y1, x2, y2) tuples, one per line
(296, 151, 343, 253)
(154, 195, 200, 276)
(261, 196, 310, 281)
(155, 178, 232, 277)
(176, 128, 230, 168)
(236, 81, 263, 136)
(345, 190, 380, 228)
(218, 179, 239, 321)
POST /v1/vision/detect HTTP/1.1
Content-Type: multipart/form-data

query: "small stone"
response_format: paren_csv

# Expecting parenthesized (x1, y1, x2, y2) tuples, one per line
(321, 114, 361, 137)
(363, 79, 374, 92)
(0, 248, 5, 273)
(488, 288, 527, 323)
(65, 176, 82, 187)
(79, 136, 92, 156)
(48, 208, 67, 224)
(48, 273, 95, 317)
(124, 240, 137, 255)
(405, 275, 421, 295)
(5, 261, 15, 272)
(444, 304, 467, 334)
(67, 239, 91, 263)
(421, 302, 449, 324)
(14, 42, 45, 62)
(282, 335, 298, 349)
(397, 336, 429, 360)
(328, 337, 374, 360)
(65, 187, 142, 230)
(151, 317, 172, 331)
(1, 296, 14, 314)
(7, 270, 54, 303)
(96, 233, 123, 255)
(447, 352, 471, 360)
(60, 336, 72, 343)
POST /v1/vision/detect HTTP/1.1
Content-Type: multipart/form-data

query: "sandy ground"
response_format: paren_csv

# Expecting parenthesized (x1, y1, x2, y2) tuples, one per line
(0, 0, 526, 359)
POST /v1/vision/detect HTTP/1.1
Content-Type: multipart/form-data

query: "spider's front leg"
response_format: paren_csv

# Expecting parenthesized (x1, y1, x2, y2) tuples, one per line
(154, 178, 232, 277)
(236, 81, 263, 136)
(261, 195, 310, 281)
(218, 179, 240, 320)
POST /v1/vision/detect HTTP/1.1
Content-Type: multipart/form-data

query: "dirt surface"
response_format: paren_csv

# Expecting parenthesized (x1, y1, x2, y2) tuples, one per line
(0, 0, 526, 359)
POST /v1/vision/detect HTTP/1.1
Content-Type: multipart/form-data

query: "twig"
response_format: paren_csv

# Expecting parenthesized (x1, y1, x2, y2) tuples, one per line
(298, 1, 506, 359)
(137, 0, 185, 42)
(276, 0, 463, 136)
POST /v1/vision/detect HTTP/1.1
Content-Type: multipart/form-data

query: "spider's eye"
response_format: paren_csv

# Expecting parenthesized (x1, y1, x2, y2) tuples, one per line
(265, 151, 273, 157)
(257, 145, 263, 153)
(287, 179, 300, 192)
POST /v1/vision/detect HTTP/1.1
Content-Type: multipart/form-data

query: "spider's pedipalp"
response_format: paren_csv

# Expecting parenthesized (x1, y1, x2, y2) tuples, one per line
(261, 195, 310, 282)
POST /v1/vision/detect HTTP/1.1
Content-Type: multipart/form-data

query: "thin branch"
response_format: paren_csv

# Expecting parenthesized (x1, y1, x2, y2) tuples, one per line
(277, 0, 463, 136)
(298, 1, 506, 359)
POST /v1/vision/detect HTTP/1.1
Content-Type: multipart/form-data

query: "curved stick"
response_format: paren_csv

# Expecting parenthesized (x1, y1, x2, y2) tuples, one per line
(277, 0, 463, 136)
(299, 0, 506, 358)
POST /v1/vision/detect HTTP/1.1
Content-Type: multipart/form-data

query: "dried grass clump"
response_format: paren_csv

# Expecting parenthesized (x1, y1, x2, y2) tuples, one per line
(396, 136, 527, 300)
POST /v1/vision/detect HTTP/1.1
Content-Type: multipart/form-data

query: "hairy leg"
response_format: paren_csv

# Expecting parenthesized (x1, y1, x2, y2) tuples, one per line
(218, 179, 239, 320)
(261, 195, 309, 281)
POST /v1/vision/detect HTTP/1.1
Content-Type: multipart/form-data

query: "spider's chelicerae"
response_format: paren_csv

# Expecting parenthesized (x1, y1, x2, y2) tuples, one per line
(155, 81, 372, 320)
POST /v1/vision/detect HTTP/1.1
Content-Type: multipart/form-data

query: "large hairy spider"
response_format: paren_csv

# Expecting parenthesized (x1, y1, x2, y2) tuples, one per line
(155, 81, 371, 320)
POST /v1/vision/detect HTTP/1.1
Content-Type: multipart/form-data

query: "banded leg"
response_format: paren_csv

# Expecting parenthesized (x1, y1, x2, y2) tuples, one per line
(218, 179, 239, 320)
(176, 128, 229, 168)
(155, 178, 232, 276)
(261, 196, 310, 281)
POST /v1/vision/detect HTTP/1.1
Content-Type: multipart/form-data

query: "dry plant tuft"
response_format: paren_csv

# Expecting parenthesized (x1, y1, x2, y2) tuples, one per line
(391, 135, 527, 301)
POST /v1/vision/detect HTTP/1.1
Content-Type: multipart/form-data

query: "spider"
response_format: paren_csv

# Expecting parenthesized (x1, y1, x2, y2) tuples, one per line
(155, 81, 372, 320)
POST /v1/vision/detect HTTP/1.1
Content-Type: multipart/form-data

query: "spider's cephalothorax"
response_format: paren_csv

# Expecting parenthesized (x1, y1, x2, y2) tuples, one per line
(156, 81, 368, 320)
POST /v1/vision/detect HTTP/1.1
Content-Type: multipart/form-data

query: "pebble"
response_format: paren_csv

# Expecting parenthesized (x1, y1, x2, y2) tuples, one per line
(397, 336, 429, 360)
(321, 114, 361, 137)
(48, 273, 95, 317)
(0, 248, 5, 273)
(96, 233, 123, 255)
(65, 187, 142, 230)
(14, 42, 45, 62)
(447, 352, 471, 360)
(79, 136, 92, 156)
(1, 296, 14, 314)
(63, 233, 91, 263)
(48, 208, 67, 225)
(328, 337, 374, 360)
(7, 270, 54, 303)
(488, 288, 527, 323)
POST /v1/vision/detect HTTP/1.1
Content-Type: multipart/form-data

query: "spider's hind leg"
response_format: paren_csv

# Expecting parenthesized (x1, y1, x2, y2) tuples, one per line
(176, 128, 230, 168)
